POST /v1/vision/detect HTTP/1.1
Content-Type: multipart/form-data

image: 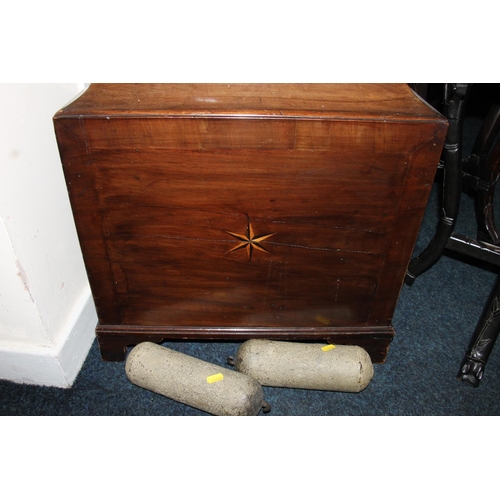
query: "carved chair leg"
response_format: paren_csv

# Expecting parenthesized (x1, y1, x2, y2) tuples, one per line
(458, 275, 500, 387)
(470, 103, 500, 158)
(475, 131, 500, 244)
(406, 84, 471, 284)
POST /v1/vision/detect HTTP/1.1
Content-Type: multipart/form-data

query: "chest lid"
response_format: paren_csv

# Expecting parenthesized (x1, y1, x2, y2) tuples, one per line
(55, 83, 443, 122)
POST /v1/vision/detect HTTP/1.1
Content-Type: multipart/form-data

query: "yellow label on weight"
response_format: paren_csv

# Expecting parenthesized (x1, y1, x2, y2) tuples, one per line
(207, 373, 224, 384)
(321, 344, 336, 351)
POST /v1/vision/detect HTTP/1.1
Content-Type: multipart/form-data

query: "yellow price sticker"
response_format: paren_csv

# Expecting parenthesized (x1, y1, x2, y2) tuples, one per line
(207, 373, 224, 384)
(321, 344, 336, 351)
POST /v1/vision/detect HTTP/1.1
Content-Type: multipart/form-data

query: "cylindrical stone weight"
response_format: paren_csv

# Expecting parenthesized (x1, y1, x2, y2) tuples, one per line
(125, 342, 269, 416)
(231, 339, 374, 392)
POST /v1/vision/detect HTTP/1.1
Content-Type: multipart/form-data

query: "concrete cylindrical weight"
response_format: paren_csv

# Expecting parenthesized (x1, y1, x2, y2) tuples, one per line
(231, 339, 374, 393)
(125, 342, 269, 416)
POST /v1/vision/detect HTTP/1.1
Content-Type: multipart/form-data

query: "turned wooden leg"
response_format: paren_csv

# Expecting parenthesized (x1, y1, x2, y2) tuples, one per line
(475, 132, 500, 244)
(458, 276, 500, 387)
(405, 83, 470, 284)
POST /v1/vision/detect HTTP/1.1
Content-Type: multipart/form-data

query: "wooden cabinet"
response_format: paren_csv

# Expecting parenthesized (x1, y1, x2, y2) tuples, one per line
(53, 84, 447, 362)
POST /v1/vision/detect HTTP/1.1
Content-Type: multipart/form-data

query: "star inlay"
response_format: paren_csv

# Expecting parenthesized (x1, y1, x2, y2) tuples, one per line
(224, 216, 277, 263)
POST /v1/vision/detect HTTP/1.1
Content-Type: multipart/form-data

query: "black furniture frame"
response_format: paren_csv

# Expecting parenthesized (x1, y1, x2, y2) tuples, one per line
(407, 83, 500, 387)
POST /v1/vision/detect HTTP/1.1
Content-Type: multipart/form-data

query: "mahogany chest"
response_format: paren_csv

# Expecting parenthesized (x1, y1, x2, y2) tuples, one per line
(53, 84, 447, 362)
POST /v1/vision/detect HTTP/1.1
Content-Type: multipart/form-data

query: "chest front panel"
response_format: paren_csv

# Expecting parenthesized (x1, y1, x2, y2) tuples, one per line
(54, 84, 447, 361)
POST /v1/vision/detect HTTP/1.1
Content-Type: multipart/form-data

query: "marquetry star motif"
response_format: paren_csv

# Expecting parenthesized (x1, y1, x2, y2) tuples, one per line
(224, 217, 277, 263)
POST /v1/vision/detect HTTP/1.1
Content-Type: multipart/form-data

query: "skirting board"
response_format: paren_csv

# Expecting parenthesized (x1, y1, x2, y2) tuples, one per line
(0, 289, 97, 388)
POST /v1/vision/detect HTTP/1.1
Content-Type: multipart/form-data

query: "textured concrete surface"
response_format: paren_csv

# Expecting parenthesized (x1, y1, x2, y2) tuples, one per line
(233, 339, 374, 392)
(125, 342, 267, 416)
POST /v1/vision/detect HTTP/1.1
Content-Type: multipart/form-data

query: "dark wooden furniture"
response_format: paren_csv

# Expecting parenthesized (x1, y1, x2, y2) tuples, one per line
(53, 84, 447, 362)
(407, 83, 500, 386)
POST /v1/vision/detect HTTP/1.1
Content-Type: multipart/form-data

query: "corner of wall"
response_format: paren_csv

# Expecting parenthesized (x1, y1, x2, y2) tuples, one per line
(0, 83, 97, 389)
(0, 287, 97, 389)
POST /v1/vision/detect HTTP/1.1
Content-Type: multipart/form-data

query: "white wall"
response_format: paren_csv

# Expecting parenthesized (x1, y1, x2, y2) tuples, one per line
(0, 83, 97, 388)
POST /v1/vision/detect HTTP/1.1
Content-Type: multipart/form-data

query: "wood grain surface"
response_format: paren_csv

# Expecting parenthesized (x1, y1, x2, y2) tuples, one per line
(54, 84, 447, 361)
